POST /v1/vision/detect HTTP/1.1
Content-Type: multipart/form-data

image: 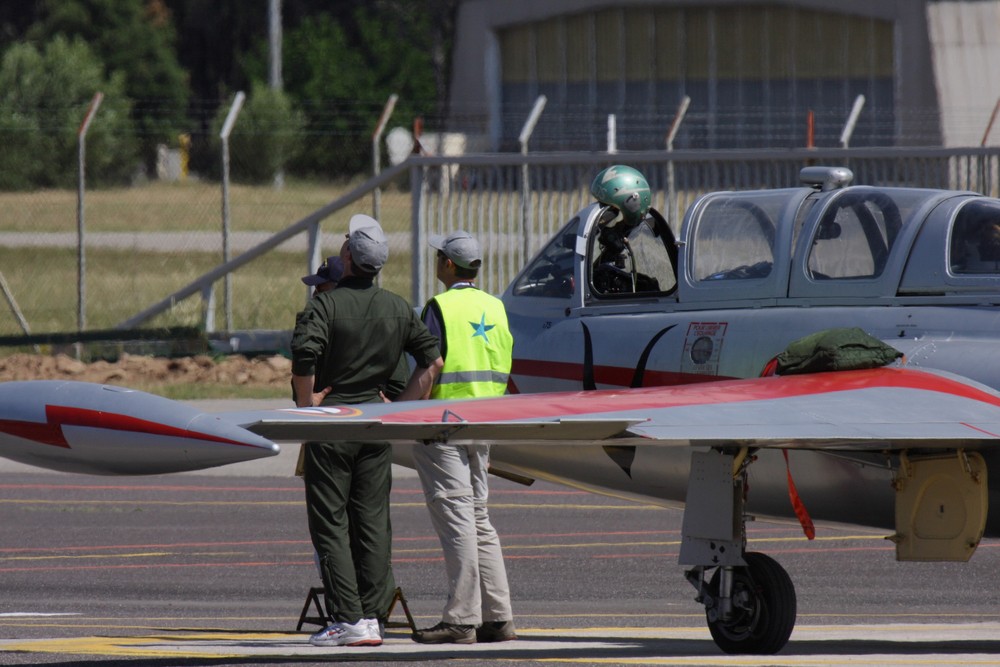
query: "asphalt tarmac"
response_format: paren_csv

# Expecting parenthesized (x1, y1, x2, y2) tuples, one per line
(1, 400, 1000, 666)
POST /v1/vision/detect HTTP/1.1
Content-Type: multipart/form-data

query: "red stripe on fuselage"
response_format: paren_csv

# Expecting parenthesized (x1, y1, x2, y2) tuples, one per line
(381, 367, 1000, 423)
(0, 405, 251, 449)
(0, 408, 70, 447)
(510, 358, 726, 388)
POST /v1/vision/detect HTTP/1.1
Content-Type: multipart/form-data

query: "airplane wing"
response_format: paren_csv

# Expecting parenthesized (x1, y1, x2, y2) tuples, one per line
(242, 416, 645, 444)
(227, 366, 1000, 452)
(3, 366, 999, 476)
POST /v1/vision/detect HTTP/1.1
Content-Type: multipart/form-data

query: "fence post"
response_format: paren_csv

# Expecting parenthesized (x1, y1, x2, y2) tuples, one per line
(665, 95, 690, 229)
(305, 221, 322, 305)
(219, 91, 246, 333)
(840, 94, 866, 148)
(76, 92, 103, 343)
(372, 94, 398, 221)
(201, 285, 216, 334)
(980, 98, 1000, 147)
(411, 163, 426, 306)
(518, 95, 547, 265)
(0, 272, 39, 353)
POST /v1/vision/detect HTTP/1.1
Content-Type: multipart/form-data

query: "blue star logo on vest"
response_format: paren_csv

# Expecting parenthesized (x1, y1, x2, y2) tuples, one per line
(469, 313, 495, 344)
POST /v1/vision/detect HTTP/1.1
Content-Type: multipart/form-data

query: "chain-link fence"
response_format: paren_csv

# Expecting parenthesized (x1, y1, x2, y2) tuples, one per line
(3, 137, 999, 349)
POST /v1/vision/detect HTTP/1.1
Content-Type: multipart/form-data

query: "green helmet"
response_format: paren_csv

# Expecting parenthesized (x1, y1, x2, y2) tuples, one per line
(590, 165, 651, 226)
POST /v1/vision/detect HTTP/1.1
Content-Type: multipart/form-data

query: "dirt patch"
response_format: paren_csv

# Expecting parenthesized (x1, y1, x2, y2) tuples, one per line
(0, 353, 291, 388)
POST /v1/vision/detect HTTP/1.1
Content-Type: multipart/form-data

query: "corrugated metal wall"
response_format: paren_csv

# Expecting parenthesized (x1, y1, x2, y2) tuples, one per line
(497, 5, 896, 150)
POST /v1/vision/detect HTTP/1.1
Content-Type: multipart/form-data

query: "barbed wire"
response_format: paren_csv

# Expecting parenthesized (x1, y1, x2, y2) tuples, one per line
(9, 98, 1000, 148)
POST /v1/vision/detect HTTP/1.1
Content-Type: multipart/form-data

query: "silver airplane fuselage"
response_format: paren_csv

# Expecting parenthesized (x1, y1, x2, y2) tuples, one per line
(490, 169, 1000, 535)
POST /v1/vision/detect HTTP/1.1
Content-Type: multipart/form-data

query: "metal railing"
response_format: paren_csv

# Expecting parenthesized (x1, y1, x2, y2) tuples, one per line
(115, 145, 1000, 332)
(409, 146, 1000, 304)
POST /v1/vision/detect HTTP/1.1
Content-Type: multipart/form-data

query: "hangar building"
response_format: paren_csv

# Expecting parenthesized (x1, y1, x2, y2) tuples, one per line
(446, 0, 1000, 151)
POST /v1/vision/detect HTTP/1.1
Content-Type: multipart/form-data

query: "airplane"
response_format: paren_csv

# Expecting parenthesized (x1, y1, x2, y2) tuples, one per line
(3, 165, 1000, 655)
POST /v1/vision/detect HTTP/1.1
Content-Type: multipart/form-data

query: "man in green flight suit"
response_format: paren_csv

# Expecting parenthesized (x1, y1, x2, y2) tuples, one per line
(292, 214, 442, 647)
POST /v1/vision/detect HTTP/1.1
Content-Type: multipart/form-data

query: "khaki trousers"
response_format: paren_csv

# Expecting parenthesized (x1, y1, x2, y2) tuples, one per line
(412, 441, 513, 625)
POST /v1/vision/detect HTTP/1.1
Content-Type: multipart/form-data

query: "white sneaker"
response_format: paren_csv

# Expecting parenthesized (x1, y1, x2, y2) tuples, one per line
(309, 619, 381, 647)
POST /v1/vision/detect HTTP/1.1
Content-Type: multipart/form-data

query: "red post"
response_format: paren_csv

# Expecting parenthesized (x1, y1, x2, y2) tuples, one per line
(412, 116, 425, 155)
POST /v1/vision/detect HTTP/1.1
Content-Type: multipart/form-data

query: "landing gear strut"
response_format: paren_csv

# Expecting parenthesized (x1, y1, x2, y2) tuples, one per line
(680, 449, 797, 654)
(686, 551, 796, 654)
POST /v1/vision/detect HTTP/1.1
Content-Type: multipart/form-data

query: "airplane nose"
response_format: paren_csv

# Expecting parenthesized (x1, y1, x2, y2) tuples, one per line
(0, 381, 280, 475)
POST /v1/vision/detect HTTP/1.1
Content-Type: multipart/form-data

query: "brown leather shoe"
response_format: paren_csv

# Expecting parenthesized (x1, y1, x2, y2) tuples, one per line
(412, 621, 476, 644)
(476, 620, 517, 642)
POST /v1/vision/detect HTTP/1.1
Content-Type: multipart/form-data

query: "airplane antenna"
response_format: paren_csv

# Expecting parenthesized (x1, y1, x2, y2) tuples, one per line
(799, 166, 853, 191)
(441, 409, 467, 423)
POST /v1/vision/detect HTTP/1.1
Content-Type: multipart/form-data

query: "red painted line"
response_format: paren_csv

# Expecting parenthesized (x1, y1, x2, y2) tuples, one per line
(594, 552, 680, 559)
(389, 488, 587, 497)
(0, 561, 313, 573)
(0, 483, 303, 492)
(0, 485, 581, 498)
(0, 539, 311, 554)
(961, 422, 1000, 438)
(499, 530, 681, 539)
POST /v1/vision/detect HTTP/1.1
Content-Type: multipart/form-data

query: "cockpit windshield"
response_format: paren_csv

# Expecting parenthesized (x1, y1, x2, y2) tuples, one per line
(805, 189, 917, 280)
(589, 207, 677, 297)
(511, 216, 580, 298)
(950, 199, 1000, 274)
(688, 192, 786, 282)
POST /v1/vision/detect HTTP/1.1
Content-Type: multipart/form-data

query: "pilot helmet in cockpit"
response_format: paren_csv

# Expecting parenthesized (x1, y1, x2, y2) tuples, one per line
(590, 165, 651, 227)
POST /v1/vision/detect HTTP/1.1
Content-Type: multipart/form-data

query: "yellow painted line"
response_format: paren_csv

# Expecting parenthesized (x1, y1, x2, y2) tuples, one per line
(3, 632, 290, 659)
(798, 614, 1000, 620)
(517, 626, 710, 635)
(395, 535, 885, 555)
(748, 534, 886, 544)
(536, 659, 1000, 665)
(0, 536, 890, 564)
(0, 552, 173, 562)
(7, 627, 1000, 664)
(0, 620, 292, 631)
(507, 540, 682, 550)
(0, 499, 302, 507)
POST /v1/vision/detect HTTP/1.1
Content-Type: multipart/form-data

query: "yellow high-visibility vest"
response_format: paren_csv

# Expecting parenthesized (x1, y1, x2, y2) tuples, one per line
(429, 287, 513, 399)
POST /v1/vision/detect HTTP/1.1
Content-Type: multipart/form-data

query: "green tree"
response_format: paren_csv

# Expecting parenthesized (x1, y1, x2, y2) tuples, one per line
(210, 82, 305, 184)
(240, 2, 457, 178)
(29, 0, 190, 165)
(0, 36, 137, 189)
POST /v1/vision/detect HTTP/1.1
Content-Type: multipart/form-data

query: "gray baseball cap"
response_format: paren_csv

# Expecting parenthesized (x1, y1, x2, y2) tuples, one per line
(348, 214, 389, 273)
(429, 230, 482, 269)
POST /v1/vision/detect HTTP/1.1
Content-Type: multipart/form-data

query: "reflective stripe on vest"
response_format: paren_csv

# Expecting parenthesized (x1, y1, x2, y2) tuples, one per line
(430, 287, 513, 400)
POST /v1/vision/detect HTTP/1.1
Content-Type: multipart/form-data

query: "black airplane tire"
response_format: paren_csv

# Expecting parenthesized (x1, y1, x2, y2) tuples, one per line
(706, 551, 796, 655)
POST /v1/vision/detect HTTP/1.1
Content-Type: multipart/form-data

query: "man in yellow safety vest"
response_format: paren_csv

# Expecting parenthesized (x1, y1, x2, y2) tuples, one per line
(411, 230, 517, 645)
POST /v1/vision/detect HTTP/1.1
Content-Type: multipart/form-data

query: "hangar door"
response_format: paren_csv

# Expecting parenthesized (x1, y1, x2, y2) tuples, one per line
(498, 5, 894, 151)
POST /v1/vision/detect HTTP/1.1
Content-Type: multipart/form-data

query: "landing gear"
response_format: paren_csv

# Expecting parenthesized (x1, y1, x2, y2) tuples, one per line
(680, 449, 797, 654)
(689, 552, 796, 654)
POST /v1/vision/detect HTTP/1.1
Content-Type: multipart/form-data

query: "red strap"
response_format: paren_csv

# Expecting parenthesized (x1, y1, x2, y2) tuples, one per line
(782, 450, 815, 540)
(759, 357, 779, 377)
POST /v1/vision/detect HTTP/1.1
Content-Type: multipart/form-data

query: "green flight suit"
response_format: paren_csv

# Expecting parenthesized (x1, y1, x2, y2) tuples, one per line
(292, 275, 440, 625)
